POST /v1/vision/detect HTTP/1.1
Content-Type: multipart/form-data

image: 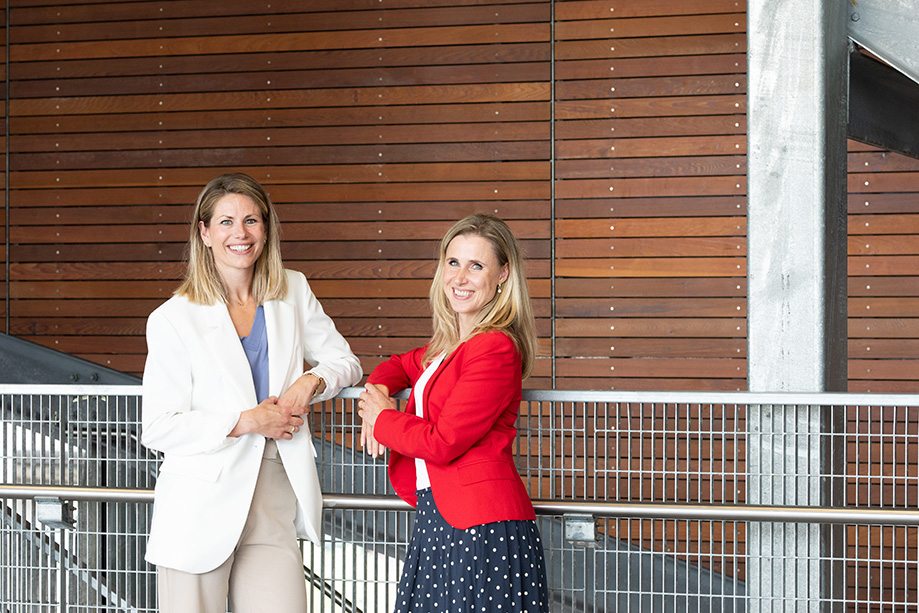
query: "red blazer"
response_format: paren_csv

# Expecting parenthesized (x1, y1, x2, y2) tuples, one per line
(368, 331, 536, 529)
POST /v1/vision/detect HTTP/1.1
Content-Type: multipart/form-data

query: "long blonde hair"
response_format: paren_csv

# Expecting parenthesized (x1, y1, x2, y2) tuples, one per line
(175, 173, 288, 305)
(425, 213, 538, 378)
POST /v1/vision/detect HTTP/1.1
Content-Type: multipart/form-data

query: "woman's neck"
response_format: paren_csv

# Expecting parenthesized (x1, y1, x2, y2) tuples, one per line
(220, 269, 256, 306)
(457, 314, 477, 340)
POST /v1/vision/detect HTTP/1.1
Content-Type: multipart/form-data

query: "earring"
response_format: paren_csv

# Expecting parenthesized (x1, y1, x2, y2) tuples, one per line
(497, 284, 503, 294)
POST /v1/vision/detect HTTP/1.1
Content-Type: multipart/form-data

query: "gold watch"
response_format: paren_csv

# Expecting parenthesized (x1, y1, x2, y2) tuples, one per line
(305, 372, 325, 397)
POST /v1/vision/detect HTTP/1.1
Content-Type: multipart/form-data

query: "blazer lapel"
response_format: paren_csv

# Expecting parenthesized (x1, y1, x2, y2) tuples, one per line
(202, 302, 258, 410)
(264, 297, 295, 397)
(420, 346, 458, 418)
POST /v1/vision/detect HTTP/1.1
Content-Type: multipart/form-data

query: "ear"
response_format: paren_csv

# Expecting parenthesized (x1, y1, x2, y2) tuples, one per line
(198, 220, 211, 248)
(499, 264, 509, 285)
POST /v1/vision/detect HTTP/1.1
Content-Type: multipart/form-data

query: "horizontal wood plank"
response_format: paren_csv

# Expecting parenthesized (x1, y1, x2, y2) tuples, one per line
(557, 0, 743, 20)
(556, 196, 745, 218)
(556, 337, 745, 358)
(10, 83, 553, 116)
(12, 102, 550, 134)
(557, 54, 745, 80)
(12, 23, 551, 63)
(11, 123, 551, 152)
(556, 277, 746, 297)
(556, 257, 745, 278)
(556, 237, 745, 258)
(557, 318, 745, 338)
(557, 95, 746, 119)
(557, 297, 745, 318)
(557, 75, 745, 100)
(558, 217, 745, 238)
(557, 33, 745, 61)
(556, 117, 744, 140)
(555, 14, 745, 41)
(556, 137, 746, 161)
(13, 4, 550, 43)
(13, 62, 553, 98)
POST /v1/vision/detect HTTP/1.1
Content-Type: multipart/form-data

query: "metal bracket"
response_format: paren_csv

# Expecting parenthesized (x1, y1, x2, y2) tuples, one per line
(35, 497, 75, 530)
(564, 513, 596, 547)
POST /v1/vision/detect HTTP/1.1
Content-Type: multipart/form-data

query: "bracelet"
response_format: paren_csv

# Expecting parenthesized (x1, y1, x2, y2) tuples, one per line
(305, 372, 325, 397)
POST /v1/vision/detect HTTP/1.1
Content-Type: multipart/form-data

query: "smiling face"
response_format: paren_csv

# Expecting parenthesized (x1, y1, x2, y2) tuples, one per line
(199, 193, 267, 282)
(442, 233, 509, 337)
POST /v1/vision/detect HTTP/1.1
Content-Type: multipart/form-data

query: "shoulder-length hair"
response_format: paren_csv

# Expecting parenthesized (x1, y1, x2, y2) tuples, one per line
(425, 213, 539, 378)
(175, 173, 288, 305)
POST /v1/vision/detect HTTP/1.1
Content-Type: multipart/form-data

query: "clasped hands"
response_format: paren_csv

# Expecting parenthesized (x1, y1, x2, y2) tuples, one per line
(358, 383, 395, 458)
(230, 373, 321, 440)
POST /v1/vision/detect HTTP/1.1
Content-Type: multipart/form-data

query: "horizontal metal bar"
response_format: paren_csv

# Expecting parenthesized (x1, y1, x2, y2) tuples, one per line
(0, 384, 142, 396)
(4, 383, 919, 408)
(533, 501, 919, 526)
(4, 485, 919, 525)
(1, 485, 154, 503)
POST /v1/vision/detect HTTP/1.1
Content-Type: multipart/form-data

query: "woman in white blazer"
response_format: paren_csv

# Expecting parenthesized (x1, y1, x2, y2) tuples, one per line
(141, 173, 361, 612)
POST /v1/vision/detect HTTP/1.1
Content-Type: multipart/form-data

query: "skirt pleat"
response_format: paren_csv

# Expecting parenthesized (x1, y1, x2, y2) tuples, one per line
(394, 488, 549, 613)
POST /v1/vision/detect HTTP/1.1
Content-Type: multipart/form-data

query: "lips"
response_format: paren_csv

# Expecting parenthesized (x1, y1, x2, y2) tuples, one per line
(452, 288, 472, 299)
(229, 244, 253, 253)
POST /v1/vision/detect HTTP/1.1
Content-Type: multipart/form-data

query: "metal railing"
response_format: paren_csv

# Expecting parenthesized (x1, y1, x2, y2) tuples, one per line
(3, 385, 919, 611)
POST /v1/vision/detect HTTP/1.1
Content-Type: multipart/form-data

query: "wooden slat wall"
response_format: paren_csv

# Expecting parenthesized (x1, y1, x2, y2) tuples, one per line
(554, 0, 747, 391)
(6, 1, 919, 393)
(1, 4, 6, 332)
(848, 141, 919, 392)
(6, 0, 556, 380)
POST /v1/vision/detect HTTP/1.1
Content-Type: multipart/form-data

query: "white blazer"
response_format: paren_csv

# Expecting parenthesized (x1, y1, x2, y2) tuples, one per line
(141, 269, 361, 574)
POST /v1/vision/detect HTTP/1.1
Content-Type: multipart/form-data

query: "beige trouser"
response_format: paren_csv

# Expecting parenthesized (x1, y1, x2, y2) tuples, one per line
(157, 440, 309, 613)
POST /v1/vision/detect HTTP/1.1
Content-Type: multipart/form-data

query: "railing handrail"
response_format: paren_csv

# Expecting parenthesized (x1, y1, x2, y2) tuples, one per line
(3, 484, 919, 525)
(7, 385, 919, 526)
(4, 384, 919, 407)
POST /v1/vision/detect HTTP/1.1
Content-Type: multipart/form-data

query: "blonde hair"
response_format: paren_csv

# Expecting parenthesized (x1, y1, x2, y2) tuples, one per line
(425, 213, 538, 378)
(175, 173, 288, 305)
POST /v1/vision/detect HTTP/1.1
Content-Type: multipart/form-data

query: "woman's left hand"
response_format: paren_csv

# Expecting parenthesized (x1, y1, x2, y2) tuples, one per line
(277, 373, 323, 417)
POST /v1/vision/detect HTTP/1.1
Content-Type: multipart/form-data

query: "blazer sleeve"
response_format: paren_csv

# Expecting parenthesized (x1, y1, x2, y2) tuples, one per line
(373, 333, 521, 466)
(366, 346, 425, 394)
(141, 305, 241, 456)
(290, 270, 362, 400)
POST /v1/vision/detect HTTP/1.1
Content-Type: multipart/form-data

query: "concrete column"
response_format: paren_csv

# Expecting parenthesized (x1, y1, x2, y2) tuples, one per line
(746, 0, 848, 610)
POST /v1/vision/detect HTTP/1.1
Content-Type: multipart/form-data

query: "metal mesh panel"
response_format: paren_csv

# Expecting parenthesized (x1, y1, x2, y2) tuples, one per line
(1, 389, 157, 611)
(515, 398, 746, 611)
(3, 386, 919, 611)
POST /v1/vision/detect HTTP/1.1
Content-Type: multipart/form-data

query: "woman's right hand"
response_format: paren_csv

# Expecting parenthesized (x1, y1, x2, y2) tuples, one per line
(229, 396, 305, 440)
(359, 383, 392, 458)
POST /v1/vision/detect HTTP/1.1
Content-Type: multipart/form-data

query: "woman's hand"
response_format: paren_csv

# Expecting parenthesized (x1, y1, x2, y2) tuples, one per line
(230, 396, 305, 440)
(358, 383, 394, 458)
(277, 372, 323, 414)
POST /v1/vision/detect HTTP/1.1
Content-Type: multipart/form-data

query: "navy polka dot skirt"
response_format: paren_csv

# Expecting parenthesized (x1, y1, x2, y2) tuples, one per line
(395, 488, 550, 613)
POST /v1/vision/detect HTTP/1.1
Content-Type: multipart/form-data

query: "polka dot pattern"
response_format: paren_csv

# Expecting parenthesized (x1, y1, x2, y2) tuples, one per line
(395, 488, 549, 613)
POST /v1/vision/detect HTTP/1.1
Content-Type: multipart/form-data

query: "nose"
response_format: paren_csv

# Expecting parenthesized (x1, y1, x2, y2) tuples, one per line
(454, 268, 467, 284)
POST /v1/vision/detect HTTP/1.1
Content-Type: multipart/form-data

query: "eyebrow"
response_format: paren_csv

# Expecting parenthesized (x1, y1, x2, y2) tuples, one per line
(216, 213, 260, 220)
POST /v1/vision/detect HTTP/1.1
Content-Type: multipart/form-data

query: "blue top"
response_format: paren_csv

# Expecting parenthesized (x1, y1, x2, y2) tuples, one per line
(239, 305, 269, 403)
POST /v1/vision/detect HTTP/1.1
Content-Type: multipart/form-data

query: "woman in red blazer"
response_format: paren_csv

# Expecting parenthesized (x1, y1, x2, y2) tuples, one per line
(359, 213, 549, 613)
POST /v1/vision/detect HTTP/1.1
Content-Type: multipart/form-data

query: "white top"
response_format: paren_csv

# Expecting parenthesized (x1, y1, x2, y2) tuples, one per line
(413, 353, 446, 490)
